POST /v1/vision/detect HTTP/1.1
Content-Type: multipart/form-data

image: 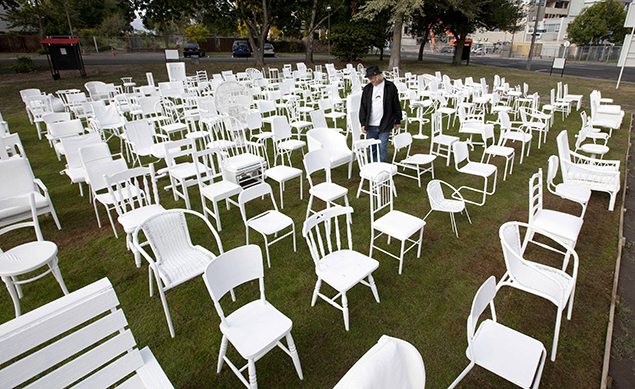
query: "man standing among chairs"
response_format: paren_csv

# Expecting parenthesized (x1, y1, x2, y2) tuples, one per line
(359, 65, 402, 162)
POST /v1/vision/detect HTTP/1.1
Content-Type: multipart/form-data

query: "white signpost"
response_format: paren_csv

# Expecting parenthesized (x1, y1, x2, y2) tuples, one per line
(616, 3, 635, 89)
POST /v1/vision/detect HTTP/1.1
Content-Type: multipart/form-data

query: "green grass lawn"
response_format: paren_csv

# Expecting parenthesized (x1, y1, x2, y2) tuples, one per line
(0, 60, 631, 388)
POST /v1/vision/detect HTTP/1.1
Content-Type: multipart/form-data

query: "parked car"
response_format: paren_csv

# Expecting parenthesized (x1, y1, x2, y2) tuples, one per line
(183, 43, 205, 58)
(264, 42, 275, 57)
(232, 40, 251, 57)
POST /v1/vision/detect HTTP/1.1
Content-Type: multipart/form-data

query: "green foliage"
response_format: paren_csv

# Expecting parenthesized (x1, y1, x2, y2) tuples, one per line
(271, 40, 305, 52)
(331, 21, 379, 61)
(184, 24, 209, 43)
(97, 12, 130, 36)
(11, 56, 35, 73)
(568, 0, 627, 45)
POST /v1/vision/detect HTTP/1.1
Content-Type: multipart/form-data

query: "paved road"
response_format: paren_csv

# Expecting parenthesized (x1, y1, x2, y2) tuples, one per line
(1, 50, 633, 83)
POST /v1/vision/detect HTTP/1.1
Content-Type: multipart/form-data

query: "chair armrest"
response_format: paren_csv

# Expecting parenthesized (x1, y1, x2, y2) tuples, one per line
(33, 178, 49, 195)
(568, 150, 620, 169)
(137, 347, 175, 389)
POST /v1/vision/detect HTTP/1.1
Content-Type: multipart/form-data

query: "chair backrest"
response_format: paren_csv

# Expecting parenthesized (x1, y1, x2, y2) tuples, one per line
(452, 141, 470, 168)
(426, 179, 460, 212)
(349, 110, 362, 142)
(238, 182, 277, 224)
(19, 88, 41, 103)
(0, 157, 36, 201)
(392, 132, 412, 155)
(0, 277, 172, 388)
(60, 132, 103, 169)
(0, 192, 42, 244)
(124, 119, 156, 151)
(310, 109, 329, 129)
(546, 155, 560, 194)
(0, 134, 25, 160)
(528, 169, 543, 225)
(164, 138, 195, 169)
(271, 115, 293, 140)
(303, 149, 332, 187)
(302, 206, 354, 266)
(333, 335, 426, 389)
(370, 171, 393, 221)
(467, 276, 497, 344)
(47, 119, 84, 140)
(166, 62, 186, 83)
(556, 130, 572, 175)
(93, 105, 125, 128)
(193, 148, 222, 188)
(42, 112, 71, 125)
(139, 96, 162, 116)
(81, 144, 127, 192)
(106, 164, 160, 217)
(245, 110, 262, 131)
(202, 245, 265, 323)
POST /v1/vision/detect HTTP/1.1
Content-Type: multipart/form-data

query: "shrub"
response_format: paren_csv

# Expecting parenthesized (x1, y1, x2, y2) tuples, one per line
(331, 22, 374, 61)
(12, 56, 35, 73)
(271, 40, 305, 53)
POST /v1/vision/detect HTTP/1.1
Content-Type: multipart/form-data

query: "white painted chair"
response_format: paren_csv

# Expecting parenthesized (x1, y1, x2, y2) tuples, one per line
(528, 169, 583, 251)
(448, 275, 546, 388)
(498, 111, 532, 164)
(546, 155, 590, 217)
(0, 157, 61, 229)
(238, 183, 296, 268)
(589, 90, 623, 131)
(306, 127, 354, 178)
(60, 132, 103, 196)
(430, 112, 459, 166)
(124, 118, 170, 166)
(272, 115, 306, 166)
(556, 130, 620, 211)
(106, 164, 165, 268)
(0, 277, 173, 388)
(302, 206, 380, 331)
(370, 172, 425, 275)
(202, 245, 303, 389)
(353, 140, 397, 198)
(452, 142, 497, 206)
(133, 209, 224, 338)
(574, 127, 609, 159)
(303, 149, 350, 219)
(334, 335, 426, 389)
(0, 133, 25, 160)
(0, 193, 68, 317)
(46, 118, 86, 160)
(519, 107, 548, 149)
(391, 132, 435, 187)
(498, 221, 579, 361)
(481, 124, 515, 181)
(424, 179, 472, 238)
(164, 138, 200, 210)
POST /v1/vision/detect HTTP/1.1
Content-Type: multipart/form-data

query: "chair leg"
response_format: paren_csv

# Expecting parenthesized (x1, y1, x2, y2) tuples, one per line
(356, 178, 364, 198)
(217, 335, 228, 373)
(311, 278, 321, 306)
(551, 309, 563, 361)
(48, 202, 62, 230)
(2, 276, 21, 317)
(398, 239, 406, 275)
(155, 275, 175, 338)
(342, 292, 350, 331)
(50, 257, 69, 295)
(448, 361, 476, 389)
(417, 228, 424, 258)
(263, 235, 272, 268)
(368, 274, 380, 302)
(286, 333, 304, 380)
(305, 195, 314, 220)
(248, 358, 257, 389)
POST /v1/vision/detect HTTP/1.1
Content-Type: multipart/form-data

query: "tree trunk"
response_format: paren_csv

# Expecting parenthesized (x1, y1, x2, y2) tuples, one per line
(304, 0, 319, 64)
(379, 46, 384, 61)
(452, 35, 465, 65)
(388, 15, 403, 69)
(417, 33, 429, 61)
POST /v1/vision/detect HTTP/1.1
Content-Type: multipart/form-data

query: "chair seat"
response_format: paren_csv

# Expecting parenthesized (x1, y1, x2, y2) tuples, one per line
(201, 180, 242, 202)
(491, 106, 511, 113)
(485, 145, 514, 158)
(402, 154, 436, 166)
(310, 182, 348, 202)
(0, 241, 57, 276)
(161, 122, 188, 134)
(156, 246, 213, 286)
(65, 167, 86, 183)
(248, 211, 294, 235)
(373, 211, 425, 241)
(434, 134, 459, 146)
(579, 144, 609, 155)
(118, 204, 166, 233)
(360, 163, 397, 180)
(458, 162, 497, 178)
(503, 132, 532, 143)
(291, 120, 312, 129)
(252, 132, 274, 141)
(432, 199, 465, 213)
(266, 166, 302, 182)
(469, 319, 545, 388)
(316, 249, 379, 292)
(532, 209, 583, 244)
(95, 185, 143, 206)
(324, 112, 345, 119)
(278, 139, 306, 151)
(438, 107, 456, 115)
(555, 183, 591, 204)
(169, 162, 205, 180)
(220, 300, 292, 359)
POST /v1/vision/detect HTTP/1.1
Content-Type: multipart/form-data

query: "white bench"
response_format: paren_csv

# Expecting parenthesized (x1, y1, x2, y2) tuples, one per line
(0, 277, 174, 388)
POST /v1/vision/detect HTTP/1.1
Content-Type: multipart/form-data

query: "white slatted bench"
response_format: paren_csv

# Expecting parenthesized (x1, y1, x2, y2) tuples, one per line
(0, 277, 174, 389)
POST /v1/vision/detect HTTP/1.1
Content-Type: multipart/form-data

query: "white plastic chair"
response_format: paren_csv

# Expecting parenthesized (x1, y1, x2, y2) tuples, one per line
(310, 108, 344, 133)
(163, 138, 200, 209)
(423, 179, 472, 238)
(452, 142, 497, 206)
(546, 155, 590, 217)
(306, 127, 354, 178)
(528, 169, 583, 251)
(106, 164, 165, 268)
(133, 209, 224, 338)
(353, 140, 397, 198)
(272, 115, 306, 166)
(391, 132, 435, 187)
(303, 149, 350, 219)
(448, 275, 546, 388)
(302, 206, 380, 331)
(46, 118, 85, 160)
(0, 133, 25, 160)
(238, 183, 296, 268)
(60, 132, 103, 196)
(0, 157, 61, 229)
(370, 172, 425, 275)
(202, 245, 303, 389)
(498, 221, 579, 361)
(0, 193, 68, 317)
(124, 118, 170, 166)
(481, 124, 515, 181)
(430, 112, 459, 166)
(334, 335, 425, 389)
(498, 111, 532, 164)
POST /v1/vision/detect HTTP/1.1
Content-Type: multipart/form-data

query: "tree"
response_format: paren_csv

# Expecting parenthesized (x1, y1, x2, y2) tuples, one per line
(355, 0, 424, 69)
(331, 19, 385, 61)
(298, 0, 345, 63)
(408, 1, 445, 61)
(568, 0, 627, 45)
(184, 23, 209, 43)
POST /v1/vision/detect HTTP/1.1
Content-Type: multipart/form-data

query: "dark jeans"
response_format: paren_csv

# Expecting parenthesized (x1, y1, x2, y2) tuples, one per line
(366, 126, 390, 162)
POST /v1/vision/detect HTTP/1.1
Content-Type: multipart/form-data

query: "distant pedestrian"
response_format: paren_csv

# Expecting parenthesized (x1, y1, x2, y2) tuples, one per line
(358, 65, 402, 162)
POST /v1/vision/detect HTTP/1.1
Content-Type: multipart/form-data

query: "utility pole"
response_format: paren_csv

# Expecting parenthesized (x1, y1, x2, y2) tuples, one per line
(327, 5, 332, 56)
(526, 0, 542, 70)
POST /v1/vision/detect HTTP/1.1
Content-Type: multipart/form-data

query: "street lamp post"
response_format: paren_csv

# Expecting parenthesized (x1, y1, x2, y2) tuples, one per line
(526, 0, 542, 70)
(327, 5, 332, 56)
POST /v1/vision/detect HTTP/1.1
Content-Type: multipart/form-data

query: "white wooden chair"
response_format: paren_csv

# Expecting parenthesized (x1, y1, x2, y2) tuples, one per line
(0, 277, 173, 388)
(303, 149, 350, 219)
(60, 132, 103, 196)
(0, 193, 68, 317)
(133, 209, 225, 338)
(391, 132, 435, 187)
(430, 112, 459, 166)
(302, 206, 380, 331)
(448, 275, 546, 388)
(164, 138, 201, 210)
(481, 124, 515, 181)
(546, 155, 590, 217)
(334, 335, 426, 389)
(238, 183, 296, 268)
(451, 141, 497, 206)
(272, 115, 306, 166)
(353, 140, 397, 198)
(424, 179, 472, 238)
(202, 245, 303, 389)
(497, 111, 532, 164)
(498, 221, 579, 361)
(370, 172, 425, 275)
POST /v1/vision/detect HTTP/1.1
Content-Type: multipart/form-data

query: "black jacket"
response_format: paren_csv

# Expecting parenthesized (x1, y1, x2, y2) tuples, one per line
(358, 80, 402, 133)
